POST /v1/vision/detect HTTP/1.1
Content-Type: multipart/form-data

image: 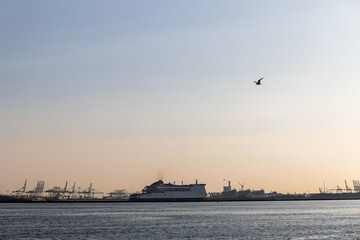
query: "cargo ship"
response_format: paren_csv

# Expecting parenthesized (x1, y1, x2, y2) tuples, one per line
(130, 180, 207, 201)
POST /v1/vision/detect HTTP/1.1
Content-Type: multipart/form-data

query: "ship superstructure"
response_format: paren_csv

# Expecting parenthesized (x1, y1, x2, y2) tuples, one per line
(130, 180, 206, 201)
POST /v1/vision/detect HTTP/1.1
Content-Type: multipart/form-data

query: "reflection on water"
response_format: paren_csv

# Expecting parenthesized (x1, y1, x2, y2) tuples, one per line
(1, 201, 360, 239)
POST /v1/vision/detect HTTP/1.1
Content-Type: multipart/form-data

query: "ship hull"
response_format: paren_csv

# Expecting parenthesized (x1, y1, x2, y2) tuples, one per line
(129, 197, 205, 202)
(130, 180, 207, 202)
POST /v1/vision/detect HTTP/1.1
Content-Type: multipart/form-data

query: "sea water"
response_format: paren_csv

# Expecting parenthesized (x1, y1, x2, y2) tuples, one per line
(1, 200, 360, 239)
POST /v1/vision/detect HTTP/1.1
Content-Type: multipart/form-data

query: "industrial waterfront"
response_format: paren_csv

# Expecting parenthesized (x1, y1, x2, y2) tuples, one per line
(3, 179, 360, 202)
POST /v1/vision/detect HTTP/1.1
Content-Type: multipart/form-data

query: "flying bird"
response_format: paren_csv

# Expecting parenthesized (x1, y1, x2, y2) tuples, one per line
(254, 77, 264, 85)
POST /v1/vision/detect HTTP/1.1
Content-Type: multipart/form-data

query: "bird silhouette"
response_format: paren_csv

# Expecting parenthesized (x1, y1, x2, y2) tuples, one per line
(254, 77, 264, 85)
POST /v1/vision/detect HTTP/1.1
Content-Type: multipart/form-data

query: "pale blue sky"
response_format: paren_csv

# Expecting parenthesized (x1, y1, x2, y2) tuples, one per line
(1, 1, 360, 193)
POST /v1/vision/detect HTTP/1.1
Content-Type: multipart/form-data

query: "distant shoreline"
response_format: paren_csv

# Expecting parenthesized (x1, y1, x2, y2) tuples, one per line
(3, 197, 360, 203)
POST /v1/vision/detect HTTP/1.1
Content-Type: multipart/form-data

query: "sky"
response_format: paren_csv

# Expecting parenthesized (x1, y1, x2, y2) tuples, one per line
(1, 0, 360, 194)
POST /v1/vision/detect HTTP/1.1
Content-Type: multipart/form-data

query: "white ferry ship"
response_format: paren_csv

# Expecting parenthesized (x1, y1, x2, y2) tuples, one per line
(130, 180, 207, 201)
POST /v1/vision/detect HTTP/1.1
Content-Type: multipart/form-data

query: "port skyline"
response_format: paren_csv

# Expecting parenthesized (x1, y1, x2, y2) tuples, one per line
(3, 176, 359, 197)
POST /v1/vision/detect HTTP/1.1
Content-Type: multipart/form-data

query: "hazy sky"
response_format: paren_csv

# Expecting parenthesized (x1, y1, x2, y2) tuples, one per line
(1, 1, 360, 194)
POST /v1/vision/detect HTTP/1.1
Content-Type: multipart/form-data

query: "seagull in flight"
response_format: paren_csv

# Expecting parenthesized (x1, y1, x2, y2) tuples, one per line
(254, 77, 264, 85)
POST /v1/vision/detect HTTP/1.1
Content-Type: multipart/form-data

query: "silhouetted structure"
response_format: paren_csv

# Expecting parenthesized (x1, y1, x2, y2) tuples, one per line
(13, 180, 27, 196)
(26, 180, 45, 198)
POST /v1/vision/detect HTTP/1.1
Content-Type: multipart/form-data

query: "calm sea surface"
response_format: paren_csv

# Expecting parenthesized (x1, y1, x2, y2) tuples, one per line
(1, 200, 360, 239)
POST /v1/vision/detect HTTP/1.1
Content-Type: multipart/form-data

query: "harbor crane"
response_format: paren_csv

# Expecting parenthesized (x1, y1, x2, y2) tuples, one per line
(45, 181, 70, 198)
(238, 182, 245, 191)
(26, 180, 45, 197)
(13, 180, 27, 196)
(345, 180, 352, 193)
(353, 180, 360, 192)
(81, 183, 103, 199)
